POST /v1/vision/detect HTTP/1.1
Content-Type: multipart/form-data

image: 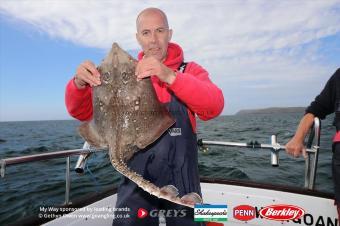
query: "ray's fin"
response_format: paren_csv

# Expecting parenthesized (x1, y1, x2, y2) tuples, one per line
(160, 185, 179, 198)
(180, 192, 203, 205)
(78, 122, 107, 148)
(136, 111, 175, 149)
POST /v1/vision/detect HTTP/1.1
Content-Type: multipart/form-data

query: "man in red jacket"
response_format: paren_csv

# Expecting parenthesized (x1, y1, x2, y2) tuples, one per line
(65, 7, 224, 226)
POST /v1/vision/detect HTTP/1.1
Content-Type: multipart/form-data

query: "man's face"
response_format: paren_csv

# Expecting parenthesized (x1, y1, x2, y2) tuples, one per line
(136, 11, 172, 62)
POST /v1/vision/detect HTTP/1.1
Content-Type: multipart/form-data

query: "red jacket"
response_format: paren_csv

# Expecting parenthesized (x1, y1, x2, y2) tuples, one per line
(335, 132, 340, 142)
(65, 42, 224, 132)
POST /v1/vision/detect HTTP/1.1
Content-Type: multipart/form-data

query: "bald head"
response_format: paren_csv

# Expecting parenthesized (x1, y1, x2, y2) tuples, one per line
(135, 7, 172, 61)
(136, 8, 169, 32)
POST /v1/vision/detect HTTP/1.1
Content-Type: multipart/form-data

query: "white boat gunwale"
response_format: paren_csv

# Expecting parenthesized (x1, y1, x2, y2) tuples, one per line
(9, 176, 335, 226)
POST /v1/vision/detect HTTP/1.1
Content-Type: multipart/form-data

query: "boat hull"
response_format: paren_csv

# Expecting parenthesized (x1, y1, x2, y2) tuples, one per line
(43, 178, 338, 226)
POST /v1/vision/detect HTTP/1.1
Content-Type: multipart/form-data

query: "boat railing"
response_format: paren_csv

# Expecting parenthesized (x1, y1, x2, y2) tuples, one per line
(0, 142, 106, 205)
(197, 117, 321, 190)
(0, 117, 321, 205)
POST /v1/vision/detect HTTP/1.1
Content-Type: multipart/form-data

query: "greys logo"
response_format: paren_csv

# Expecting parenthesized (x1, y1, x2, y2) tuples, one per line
(149, 209, 187, 218)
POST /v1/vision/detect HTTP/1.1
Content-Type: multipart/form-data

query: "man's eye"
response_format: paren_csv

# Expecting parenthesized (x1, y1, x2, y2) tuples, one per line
(157, 29, 165, 33)
(142, 31, 150, 36)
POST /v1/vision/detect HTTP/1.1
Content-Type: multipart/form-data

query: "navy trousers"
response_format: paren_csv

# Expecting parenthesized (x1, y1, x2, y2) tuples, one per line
(112, 95, 205, 226)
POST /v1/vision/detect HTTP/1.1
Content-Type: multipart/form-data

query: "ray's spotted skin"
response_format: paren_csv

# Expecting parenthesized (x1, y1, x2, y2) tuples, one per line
(78, 43, 203, 208)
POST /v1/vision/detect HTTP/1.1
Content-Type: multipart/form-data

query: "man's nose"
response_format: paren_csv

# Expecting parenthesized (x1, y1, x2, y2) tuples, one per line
(150, 31, 157, 43)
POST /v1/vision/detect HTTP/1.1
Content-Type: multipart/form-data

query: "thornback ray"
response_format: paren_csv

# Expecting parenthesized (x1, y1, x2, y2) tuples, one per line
(78, 43, 203, 208)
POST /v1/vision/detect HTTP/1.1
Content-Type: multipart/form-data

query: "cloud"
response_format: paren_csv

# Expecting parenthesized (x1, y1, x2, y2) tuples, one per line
(1, 0, 339, 114)
(1, 1, 339, 53)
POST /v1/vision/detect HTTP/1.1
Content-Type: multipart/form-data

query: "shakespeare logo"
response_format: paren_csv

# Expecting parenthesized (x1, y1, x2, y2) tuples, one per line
(194, 204, 228, 222)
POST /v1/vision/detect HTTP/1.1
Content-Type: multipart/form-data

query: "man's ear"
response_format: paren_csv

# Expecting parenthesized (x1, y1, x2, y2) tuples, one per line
(168, 29, 173, 42)
(136, 33, 141, 46)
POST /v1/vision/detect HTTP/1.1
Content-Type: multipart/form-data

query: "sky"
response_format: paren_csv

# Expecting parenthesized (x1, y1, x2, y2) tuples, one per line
(0, 0, 339, 121)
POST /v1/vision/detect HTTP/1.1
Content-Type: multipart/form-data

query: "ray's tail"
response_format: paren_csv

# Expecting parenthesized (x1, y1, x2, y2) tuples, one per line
(110, 150, 203, 209)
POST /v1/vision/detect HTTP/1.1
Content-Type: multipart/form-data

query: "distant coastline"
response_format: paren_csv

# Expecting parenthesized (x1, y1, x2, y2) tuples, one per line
(235, 107, 305, 115)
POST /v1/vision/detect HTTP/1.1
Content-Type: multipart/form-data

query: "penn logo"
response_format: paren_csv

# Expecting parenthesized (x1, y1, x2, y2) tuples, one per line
(233, 205, 255, 221)
(259, 204, 305, 221)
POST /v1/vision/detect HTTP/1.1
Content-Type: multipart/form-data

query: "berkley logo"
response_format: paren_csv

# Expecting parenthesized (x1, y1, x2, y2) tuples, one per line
(233, 205, 255, 221)
(259, 204, 305, 221)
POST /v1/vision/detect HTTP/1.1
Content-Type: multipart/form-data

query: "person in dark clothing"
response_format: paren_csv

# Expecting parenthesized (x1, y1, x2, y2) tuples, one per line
(285, 68, 340, 218)
(65, 7, 224, 226)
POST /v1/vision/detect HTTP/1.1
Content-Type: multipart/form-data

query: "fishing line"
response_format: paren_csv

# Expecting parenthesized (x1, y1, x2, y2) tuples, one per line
(86, 154, 100, 193)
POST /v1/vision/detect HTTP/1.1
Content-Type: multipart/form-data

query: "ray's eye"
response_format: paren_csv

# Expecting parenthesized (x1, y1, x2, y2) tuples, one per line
(102, 71, 111, 84)
(122, 71, 129, 84)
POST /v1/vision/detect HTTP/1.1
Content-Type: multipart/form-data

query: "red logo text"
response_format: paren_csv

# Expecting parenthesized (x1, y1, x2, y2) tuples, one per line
(233, 205, 255, 221)
(259, 204, 305, 221)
